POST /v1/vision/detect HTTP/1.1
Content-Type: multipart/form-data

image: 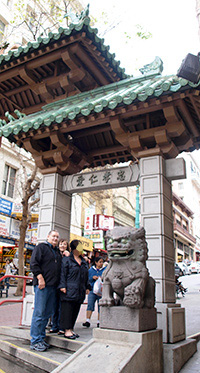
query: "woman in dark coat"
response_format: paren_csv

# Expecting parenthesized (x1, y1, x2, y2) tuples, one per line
(59, 239, 91, 339)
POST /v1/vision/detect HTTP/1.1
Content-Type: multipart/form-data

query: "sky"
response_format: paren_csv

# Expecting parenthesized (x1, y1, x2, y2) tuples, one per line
(81, 0, 199, 76)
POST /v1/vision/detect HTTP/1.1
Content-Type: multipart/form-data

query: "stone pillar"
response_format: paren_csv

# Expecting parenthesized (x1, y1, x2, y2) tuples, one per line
(37, 173, 72, 243)
(140, 156, 185, 343)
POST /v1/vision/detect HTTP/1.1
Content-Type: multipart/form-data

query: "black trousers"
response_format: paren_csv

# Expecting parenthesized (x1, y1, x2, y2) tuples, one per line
(60, 300, 81, 330)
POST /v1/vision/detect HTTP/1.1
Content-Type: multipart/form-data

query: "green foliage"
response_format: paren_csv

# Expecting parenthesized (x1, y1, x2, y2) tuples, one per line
(8, 0, 75, 42)
(135, 24, 152, 40)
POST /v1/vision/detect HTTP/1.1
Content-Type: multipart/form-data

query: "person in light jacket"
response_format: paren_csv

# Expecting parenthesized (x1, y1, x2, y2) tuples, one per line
(82, 256, 105, 328)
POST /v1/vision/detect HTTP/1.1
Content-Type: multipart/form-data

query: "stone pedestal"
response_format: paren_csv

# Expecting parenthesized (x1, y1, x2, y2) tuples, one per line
(37, 173, 71, 242)
(100, 306, 157, 332)
(52, 329, 163, 373)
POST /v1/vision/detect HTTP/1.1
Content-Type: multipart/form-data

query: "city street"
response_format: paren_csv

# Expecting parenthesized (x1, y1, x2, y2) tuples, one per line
(177, 273, 200, 337)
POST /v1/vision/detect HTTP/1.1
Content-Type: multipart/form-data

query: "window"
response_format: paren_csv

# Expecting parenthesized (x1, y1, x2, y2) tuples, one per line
(178, 182, 184, 190)
(0, 20, 5, 44)
(2, 165, 16, 198)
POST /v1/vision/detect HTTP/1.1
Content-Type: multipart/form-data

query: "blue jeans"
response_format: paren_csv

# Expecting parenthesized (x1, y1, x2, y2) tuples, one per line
(30, 285, 56, 345)
(87, 291, 101, 313)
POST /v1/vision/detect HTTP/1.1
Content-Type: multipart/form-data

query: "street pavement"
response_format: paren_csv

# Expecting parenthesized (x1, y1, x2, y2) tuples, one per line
(0, 276, 200, 371)
(0, 284, 98, 327)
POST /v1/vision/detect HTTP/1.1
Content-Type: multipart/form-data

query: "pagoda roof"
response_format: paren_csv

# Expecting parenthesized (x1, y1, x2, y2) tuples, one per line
(0, 17, 126, 79)
(0, 16, 126, 119)
(1, 67, 200, 141)
(1, 60, 200, 175)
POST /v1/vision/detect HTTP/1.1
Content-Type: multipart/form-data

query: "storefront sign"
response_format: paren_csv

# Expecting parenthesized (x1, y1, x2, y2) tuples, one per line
(94, 242, 105, 250)
(70, 233, 93, 252)
(0, 198, 13, 216)
(10, 219, 32, 242)
(84, 208, 94, 231)
(84, 230, 103, 243)
(25, 243, 35, 250)
(0, 237, 16, 246)
(0, 214, 10, 236)
(93, 214, 114, 231)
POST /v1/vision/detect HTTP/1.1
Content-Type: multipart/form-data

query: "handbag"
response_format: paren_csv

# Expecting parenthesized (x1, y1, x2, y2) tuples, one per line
(93, 277, 103, 297)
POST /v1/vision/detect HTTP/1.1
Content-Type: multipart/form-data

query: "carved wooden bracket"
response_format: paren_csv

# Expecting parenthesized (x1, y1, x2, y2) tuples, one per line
(110, 117, 129, 147)
(61, 50, 85, 83)
(19, 66, 38, 85)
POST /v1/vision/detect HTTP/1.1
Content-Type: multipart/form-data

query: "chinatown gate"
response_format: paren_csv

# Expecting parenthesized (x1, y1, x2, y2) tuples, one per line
(1, 11, 200, 347)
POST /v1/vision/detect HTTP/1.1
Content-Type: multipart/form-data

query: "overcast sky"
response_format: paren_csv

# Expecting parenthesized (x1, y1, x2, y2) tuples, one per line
(81, 0, 199, 76)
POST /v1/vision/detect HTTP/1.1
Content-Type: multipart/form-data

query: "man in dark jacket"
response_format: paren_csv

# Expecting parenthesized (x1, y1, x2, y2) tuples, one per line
(30, 230, 62, 351)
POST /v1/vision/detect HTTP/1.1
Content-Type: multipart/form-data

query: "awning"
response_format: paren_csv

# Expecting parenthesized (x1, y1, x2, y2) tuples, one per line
(70, 233, 93, 252)
(0, 242, 16, 247)
(11, 212, 38, 222)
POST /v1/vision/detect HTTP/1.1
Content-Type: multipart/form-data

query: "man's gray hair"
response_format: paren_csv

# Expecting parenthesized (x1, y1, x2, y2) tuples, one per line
(47, 230, 59, 236)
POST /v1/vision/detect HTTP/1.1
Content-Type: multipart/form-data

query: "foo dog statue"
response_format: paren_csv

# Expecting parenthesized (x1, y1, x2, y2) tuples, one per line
(100, 226, 155, 309)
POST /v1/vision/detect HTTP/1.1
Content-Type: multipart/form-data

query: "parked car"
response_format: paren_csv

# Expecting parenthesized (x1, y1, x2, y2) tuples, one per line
(188, 262, 200, 274)
(175, 263, 183, 277)
(178, 262, 191, 275)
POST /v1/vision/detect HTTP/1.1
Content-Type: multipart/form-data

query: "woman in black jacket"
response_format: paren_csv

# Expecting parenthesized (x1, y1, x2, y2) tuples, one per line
(59, 240, 91, 339)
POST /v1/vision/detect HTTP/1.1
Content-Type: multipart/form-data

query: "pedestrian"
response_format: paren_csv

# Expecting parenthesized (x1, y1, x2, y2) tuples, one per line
(4, 259, 13, 289)
(50, 239, 70, 334)
(59, 239, 91, 339)
(82, 256, 105, 328)
(30, 230, 62, 351)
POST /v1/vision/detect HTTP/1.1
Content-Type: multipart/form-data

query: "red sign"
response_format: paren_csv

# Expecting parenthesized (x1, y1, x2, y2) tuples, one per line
(93, 214, 114, 231)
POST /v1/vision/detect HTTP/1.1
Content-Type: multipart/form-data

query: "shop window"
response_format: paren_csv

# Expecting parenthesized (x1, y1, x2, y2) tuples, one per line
(2, 165, 16, 198)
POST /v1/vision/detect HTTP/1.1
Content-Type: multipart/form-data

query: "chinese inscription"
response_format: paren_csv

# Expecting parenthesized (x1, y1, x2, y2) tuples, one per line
(117, 170, 126, 181)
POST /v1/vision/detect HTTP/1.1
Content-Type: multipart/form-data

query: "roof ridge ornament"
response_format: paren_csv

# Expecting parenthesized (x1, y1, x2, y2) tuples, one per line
(139, 56, 163, 76)
(64, 4, 90, 25)
(4, 110, 26, 124)
(0, 119, 7, 128)
(14, 109, 26, 119)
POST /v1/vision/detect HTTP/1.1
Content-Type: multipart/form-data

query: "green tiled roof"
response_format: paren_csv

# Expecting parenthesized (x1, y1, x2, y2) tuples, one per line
(0, 17, 126, 79)
(0, 72, 199, 139)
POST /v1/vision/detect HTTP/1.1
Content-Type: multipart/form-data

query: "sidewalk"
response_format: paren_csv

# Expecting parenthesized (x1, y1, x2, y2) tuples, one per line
(0, 285, 98, 327)
(0, 285, 199, 372)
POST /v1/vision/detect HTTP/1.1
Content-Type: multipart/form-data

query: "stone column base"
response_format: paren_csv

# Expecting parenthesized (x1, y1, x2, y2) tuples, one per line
(100, 306, 157, 332)
(157, 303, 185, 343)
(52, 329, 163, 373)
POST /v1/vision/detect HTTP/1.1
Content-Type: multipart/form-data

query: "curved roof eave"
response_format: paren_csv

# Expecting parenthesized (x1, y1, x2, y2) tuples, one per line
(0, 72, 200, 140)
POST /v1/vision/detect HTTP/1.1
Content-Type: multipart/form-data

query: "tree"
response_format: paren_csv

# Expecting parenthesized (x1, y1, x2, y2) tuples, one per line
(0, 0, 84, 50)
(14, 154, 40, 296)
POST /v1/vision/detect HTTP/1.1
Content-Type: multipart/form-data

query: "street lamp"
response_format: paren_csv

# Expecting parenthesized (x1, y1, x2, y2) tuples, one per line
(177, 53, 200, 83)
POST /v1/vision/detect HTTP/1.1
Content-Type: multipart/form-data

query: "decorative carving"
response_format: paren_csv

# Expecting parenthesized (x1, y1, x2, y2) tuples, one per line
(139, 56, 163, 75)
(5, 111, 16, 123)
(64, 4, 90, 24)
(0, 119, 7, 127)
(100, 226, 155, 309)
(14, 110, 26, 119)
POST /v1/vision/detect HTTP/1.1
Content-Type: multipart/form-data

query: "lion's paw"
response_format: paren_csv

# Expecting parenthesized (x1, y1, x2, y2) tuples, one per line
(99, 297, 115, 307)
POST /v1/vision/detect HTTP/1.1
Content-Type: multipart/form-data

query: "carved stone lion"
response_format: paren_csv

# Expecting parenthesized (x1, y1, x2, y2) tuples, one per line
(100, 226, 155, 309)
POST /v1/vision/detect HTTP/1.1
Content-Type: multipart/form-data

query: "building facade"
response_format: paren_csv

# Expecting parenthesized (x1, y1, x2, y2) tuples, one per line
(172, 151, 200, 261)
(173, 192, 196, 262)
(0, 137, 40, 273)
